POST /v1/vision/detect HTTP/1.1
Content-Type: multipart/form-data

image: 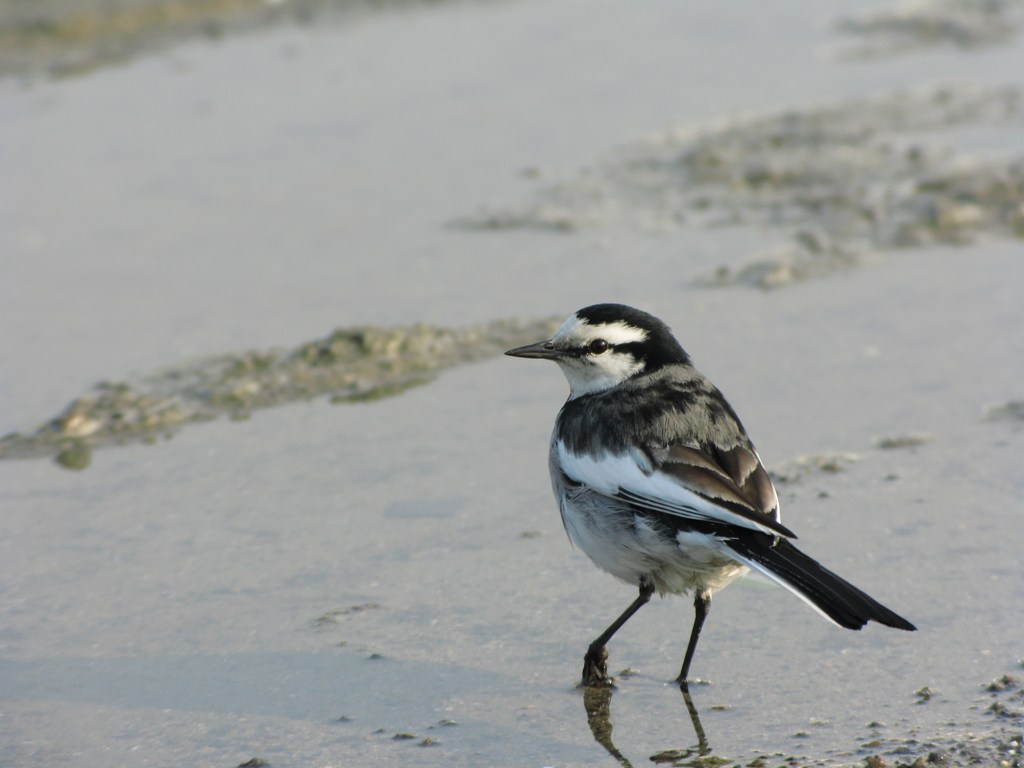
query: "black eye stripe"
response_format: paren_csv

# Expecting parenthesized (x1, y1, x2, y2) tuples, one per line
(564, 339, 620, 357)
(615, 341, 646, 358)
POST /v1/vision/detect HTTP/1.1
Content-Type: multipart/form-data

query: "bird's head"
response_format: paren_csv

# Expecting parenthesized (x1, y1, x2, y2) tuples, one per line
(506, 303, 691, 398)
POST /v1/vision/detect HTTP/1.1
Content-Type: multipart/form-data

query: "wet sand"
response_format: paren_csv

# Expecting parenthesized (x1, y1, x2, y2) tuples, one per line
(1, 0, 1022, 765)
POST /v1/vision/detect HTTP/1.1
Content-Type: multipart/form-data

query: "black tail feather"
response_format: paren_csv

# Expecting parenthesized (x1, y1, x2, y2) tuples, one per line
(727, 536, 916, 632)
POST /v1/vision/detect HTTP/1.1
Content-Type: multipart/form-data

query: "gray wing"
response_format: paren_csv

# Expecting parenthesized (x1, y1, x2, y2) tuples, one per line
(624, 443, 792, 538)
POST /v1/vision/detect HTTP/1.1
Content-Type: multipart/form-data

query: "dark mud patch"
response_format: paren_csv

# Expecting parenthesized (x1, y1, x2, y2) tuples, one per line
(828, 0, 1024, 60)
(873, 434, 934, 449)
(456, 83, 1024, 289)
(310, 603, 383, 629)
(0, 316, 559, 468)
(768, 452, 862, 484)
(982, 399, 1024, 422)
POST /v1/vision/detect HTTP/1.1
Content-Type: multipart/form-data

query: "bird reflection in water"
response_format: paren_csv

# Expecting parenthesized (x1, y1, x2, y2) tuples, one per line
(582, 681, 717, 768)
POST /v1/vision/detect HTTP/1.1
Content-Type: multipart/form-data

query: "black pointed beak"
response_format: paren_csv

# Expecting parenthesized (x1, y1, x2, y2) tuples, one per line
(505, 339, 562, 359)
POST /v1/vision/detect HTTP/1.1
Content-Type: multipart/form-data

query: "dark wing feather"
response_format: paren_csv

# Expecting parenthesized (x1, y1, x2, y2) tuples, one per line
(712, 444, 780, 522)
(637, 444, 794, 539)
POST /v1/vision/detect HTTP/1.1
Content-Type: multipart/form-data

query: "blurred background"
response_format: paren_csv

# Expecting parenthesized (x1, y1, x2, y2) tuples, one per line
(1, 0, 1022, 766)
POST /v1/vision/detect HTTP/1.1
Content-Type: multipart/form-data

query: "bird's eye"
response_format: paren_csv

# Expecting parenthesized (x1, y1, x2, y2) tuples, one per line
(589, 339, 610, 354)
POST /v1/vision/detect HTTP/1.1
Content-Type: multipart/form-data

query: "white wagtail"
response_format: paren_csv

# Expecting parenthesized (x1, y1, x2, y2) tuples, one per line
(506, 303, 915, 687)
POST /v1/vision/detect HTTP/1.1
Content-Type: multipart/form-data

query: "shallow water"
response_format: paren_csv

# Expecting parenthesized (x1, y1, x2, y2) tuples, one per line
(1, 0, 1023, 766)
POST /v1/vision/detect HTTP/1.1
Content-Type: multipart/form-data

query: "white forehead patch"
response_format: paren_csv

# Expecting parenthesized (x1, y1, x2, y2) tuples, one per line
(553, 315, 649, 347)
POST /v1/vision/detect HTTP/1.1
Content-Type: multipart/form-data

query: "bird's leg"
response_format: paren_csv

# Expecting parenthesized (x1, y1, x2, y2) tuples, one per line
(674, 591, 710, 685)
(581, 580, 655, 687)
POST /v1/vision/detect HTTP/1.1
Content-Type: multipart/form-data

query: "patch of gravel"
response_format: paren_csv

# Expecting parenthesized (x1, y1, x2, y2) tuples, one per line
(0, 316, 560, 469)
(455, 83, 1024, 289)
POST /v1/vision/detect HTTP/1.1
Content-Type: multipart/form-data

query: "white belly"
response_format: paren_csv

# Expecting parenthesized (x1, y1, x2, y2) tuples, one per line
(558, 490, 749, 596)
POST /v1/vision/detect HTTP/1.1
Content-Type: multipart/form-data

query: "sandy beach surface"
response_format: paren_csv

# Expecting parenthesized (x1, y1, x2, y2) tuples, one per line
(1, 0, 1023, 766)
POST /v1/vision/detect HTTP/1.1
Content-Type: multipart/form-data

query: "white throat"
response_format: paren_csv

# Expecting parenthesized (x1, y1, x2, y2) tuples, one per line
(558, 354, 645, 399)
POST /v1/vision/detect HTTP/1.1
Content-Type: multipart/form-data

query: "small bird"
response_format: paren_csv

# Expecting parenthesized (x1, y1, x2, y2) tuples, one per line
(506, 303, 915, 687)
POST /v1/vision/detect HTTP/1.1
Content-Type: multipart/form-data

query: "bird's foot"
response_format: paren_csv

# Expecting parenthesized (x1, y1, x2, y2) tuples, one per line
(579, 646, 614, 688)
